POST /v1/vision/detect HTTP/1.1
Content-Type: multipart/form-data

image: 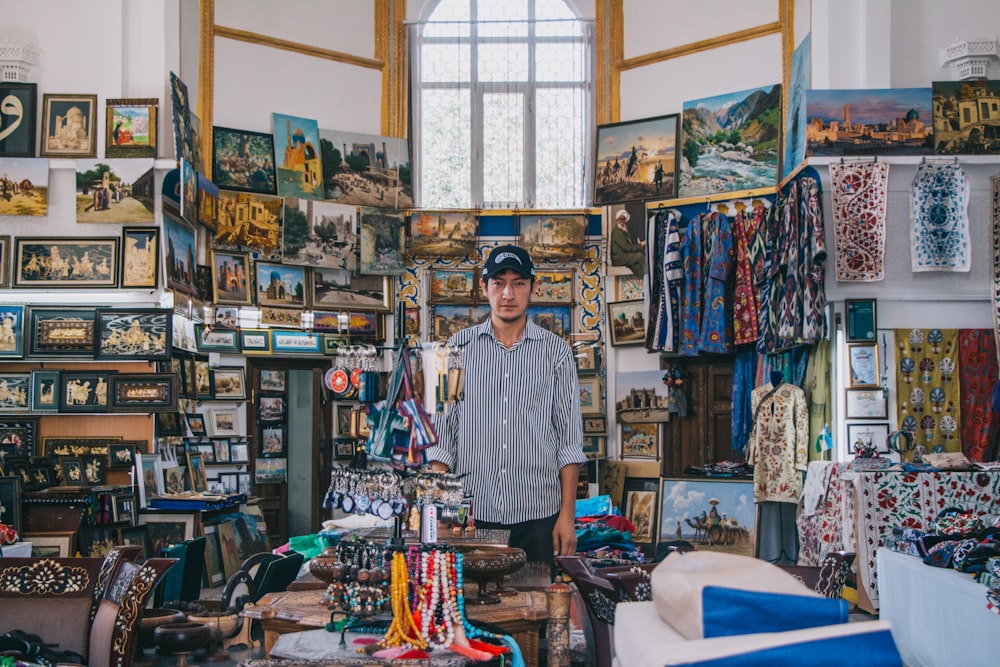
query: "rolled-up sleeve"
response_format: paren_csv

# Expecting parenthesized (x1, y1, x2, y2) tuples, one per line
(426, 403, 459, 470)
(553, 348, 587, 469)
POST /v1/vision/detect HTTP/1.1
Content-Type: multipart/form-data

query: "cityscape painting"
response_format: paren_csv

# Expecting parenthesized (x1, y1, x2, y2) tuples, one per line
(932, 79, 1000, 154)
(806, 88, 933, 156)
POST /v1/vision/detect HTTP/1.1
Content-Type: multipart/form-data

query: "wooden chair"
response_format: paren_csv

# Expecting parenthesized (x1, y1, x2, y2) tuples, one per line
(777, 551, 856, 599)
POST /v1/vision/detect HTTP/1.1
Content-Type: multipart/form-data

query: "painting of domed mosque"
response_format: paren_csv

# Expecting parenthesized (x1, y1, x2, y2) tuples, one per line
(806, 88, 933, 156)
(272, 113, 324, 201)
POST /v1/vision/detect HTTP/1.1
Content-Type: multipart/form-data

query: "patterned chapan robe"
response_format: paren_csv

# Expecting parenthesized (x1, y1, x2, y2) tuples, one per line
(747, 382, 808, 503)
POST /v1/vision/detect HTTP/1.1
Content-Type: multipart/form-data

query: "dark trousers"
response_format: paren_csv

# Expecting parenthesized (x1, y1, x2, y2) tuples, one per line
(476, 513, 558, 578)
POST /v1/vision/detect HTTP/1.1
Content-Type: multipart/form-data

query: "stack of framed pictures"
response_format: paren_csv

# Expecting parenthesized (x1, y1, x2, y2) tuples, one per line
(843, 299, 889, 455)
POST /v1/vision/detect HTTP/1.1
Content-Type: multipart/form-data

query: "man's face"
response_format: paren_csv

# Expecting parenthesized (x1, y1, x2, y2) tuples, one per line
(483, 269, 534, 323)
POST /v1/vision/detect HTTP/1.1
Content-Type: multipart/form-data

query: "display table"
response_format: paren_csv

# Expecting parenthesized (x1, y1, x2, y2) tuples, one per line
(876, 548, 1000, 667)
(271, 629, 470, 665)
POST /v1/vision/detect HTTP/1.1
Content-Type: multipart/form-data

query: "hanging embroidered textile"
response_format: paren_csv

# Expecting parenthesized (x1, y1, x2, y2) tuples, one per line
(795, 461, 856, 567)
(992, 176, 1000, 362)
(679, 213, 704, 356)
(799, 171, 827, 341)
(957, 329, 997, 462)
(698, 211, 734, 353)
(910, 162, 970, 272)
(830, 161, 889, 281)
(894, 328, 961, 452)
(645, 209, 683, 352)
(732, 207, 761, 346)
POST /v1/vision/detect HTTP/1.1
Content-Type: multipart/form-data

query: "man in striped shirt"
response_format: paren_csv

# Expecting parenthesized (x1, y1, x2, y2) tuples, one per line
(427, 244, 587, 574)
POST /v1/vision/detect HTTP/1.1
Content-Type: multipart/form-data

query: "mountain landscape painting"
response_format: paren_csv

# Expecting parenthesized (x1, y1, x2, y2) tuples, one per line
(679, 84, 782, 198)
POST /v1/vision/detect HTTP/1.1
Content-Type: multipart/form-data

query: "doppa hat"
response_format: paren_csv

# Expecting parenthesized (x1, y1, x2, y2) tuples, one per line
(482, 244, 535, 281)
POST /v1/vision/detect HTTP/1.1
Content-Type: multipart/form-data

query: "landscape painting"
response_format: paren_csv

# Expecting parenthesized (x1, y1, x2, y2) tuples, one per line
(255, 262, 306, 308)
(807, 88, 933, 156)
(595, 113, 679, 205)
(783, 33, 811, 180)
(359, 207, 406, 275)
(519, 214, 587, 260)
(0, 158, 49, 216)
(272, 113, 324, 200)
(75, 159, 156, 223)
(932, 79, 1000, 154)
(409, 210, 478, 258)
(659, 479, 755, 556)
(319, 128, 412, 208)
(679, 84, 782, 198)
(281, 198, 358, 270)
(214, 190, 283, 262)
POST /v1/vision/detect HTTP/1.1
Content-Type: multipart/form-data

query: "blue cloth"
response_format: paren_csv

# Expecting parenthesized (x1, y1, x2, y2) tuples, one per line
(666, 628, 902, 666)
(701, 587, 847, 638)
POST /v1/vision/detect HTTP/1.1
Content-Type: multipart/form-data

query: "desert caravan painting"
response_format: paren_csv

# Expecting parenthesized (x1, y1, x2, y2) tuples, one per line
(660, 478, 756, 556)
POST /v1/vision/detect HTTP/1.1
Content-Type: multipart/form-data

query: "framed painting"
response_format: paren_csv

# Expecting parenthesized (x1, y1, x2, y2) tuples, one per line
(108, 442, 138, 470)
(582, 436, 606, 460)
(318, 129, 411, 207)
(156, 412, 183, 437)
(607, 201, 647, 277)
(118, 525, 150, 563)
(0, 237, 10, 289)
(845, 388, 888, 419)
(194, 357, 212, 398)
(80, 454, 106, 485)
(141, 514, 196, 554)
(197, 174, 219, 232)
(208, 408, 239, 437)
(0, 304, 25, 358)
(211, 366, 246, 399)
(40, 93, 98, 158)
(583, 415, 607, 435)
(623, 476, 660, 554)
(533, 270, 575, 304)
(595, 113, 679, 205)
(578, 376, 602, 416)
(211, 126, 277, 194)
(27, 307, 97, 357)
(403, 307, 420, 337)
(428, 268, 478, 304)
(185, 451, 208, 493)
(432, 304, 491, 342)
(255, 457, 287, 484)
(608, 300, 646, 346)
(109, 374, 178, 412)
(201, 525, 224, 586)
(135, 452, 161, 508)
(809, 88, 935, 157)
(933, 80, 1000, 154)
(0, 83, 37, 157)
(211, 250, 251, 305)
(846, 299, 877, 342)
(14, 238, 118, 288)
(255, 262, 306, 308)
(179, 157, 198, 226)
(161, 465, 186, 494)
(0, 159, 48, 217)
(194, 441, 215, 464)
(0, 476, 21, 536)
(106, 97, 157, 158)
(846, 422, 891, 455)
(311, 268, 392, 312)
(211, 437, 231, 464)
(195, 325, 239, 353)
(213, 306, 239, 329)
(409, 210, 478, 258)
(185, 413, 208, 437)
(519, 214, 587, 260)
(259, 395, 285, 423)
(96, 308, 171, 360)
(847, 343, 879, 388)
(334, 436, 357, 460)
(272, 113, 324, 200)
(27, 532, 75, 558)
(527, 305, 572, 339)
(214, 190, 283, 260)
(620, 422, 660, 459)
(260, 425, 286, 458)
(271, 330, 322, 354)
(260, 369, 287, 392)
(121, 226, 160, 289)
(659, 478, 756, 554)
(679, 85, 781, 198)
(163, 213, 198, 297)
(0, 417, 36, 456)
(575, 345, 600, 376)
(0, 372, 30, 413)
(359, 207, 407, 275)
(60, 457, 86, 486)
(58, 371, 111, 413)
(335, 403, 353, 435)
(40, 436, 118, 458)
(239, 328, 271, 355)
(281, 198, 358, 271)
(229, 440, 249, 464)
(73, 160, 157, 224)
(260, 306, 303, 328)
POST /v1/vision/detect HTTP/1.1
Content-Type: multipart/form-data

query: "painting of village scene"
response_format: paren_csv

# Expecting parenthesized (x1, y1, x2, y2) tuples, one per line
(0, 158, 49, 216)
(932, 80, 1000, 154)
(680, 84, 782, 198)
(0, 373, 29, 412)
(659, 479, 755, 556)
(410, 210, 477, 258)
(75, 159, 155, 223)
(312, 269, 390, 311)
(615, 369, 671, 423)
(595, 113, 678, 205)
(806, 88, 933, 156)
(319, 128, 412, 208)
(211, 127, 276, 194)
(273, 113, 324, 201)
(519, 214, 587, 260)
(281, 198, 358, 271)
(432, 304, 490, 341)
(359, 207, 407, 275)
(214, 190, 283, 261)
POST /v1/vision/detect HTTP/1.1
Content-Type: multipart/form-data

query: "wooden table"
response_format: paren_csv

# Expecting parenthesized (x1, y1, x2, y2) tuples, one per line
(243, 588, 549, 667)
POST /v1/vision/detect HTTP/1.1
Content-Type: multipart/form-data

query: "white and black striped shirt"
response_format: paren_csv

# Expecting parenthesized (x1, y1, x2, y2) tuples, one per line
(427, 318, 586, 524)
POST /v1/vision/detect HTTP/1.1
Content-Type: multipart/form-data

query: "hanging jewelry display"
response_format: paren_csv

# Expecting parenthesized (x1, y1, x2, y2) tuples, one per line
(323, 466, 408, 519)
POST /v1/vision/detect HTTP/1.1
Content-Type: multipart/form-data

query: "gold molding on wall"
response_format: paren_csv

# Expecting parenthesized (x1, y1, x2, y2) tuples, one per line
(199, 0, 215, 180)
(376, 0, 407, 137)
(618, 20, 783, 71)
(214, 25, 385, 70)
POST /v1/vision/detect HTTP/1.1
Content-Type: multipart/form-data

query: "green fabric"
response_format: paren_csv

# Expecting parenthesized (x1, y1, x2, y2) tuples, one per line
(288, 533, 324, 561)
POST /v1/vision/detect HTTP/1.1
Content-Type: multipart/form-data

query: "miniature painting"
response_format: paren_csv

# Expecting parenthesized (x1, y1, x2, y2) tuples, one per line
(75, 159, 156, 223)
(255, 262, 306, 308)
(260, 306, 303, 328)
(527, 305, 572, 339)
(29, 370, 59, 412)
(410, 210, 478, 258)
(0, 83, 37, 157)
(260, 369, 287, 392)
(281, 198, 358, 270)
(620, 422, 659, 459)
(608, 300, 646, 346)
(932, 79, 1000, 154)
(0, 158, 49, 216)
(273, 112, 324, 200)
(40, 93, 97, 158)
(807, 88, 933, 156)
(623, 477, 660, 551)
(319, 128, 412, 208)
(532, 270, 575, 304)
(429, 269, 478, 304)
(606, 201, 647, 277)
(260, 425, 286, 457)
(519, 214, 587, 260)
(680, 84, 782, 197)
(163, 213, 198, 297)
(14, 238, 118, 288)
(211, 250, 251, 305)
(0, 305, 24, 358)
(0, 373, 29, 412)
(615, 369, 672, 423)
(121, 226, 160, 289)
(432, 304, 490, 341)
(660, 478, 755, 555)
(105, 98, 157, 158)
(595, 113, 679, 204)
(96, 308, 171, 360)
(214, 189, 283, 261)
(312, 268, 391, 311)
(212, 126, 277, 194)
(359, 207, 407, 275)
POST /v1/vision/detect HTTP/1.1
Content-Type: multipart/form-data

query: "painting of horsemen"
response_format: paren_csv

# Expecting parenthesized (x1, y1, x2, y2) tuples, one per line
(14, 238, 118, 288)
(659, 478, 756, 556)
(0, 158, 49, 216)
(95, 308, 172, 361)
(594, 113, 679, 205)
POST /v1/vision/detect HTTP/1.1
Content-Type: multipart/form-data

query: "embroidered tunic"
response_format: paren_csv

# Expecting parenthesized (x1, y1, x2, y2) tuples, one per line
(698, 211, 734, 353)
(732, 207, 761, 345)
(747, 382, 808, 503)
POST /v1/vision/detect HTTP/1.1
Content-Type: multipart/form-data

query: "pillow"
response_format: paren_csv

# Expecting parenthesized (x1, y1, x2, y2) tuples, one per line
(651, 551, 847, 640)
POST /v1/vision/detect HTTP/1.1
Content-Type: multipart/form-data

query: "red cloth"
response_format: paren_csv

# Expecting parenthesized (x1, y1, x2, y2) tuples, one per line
(576, 515, 636, 533)
(958, 329, 997, 461)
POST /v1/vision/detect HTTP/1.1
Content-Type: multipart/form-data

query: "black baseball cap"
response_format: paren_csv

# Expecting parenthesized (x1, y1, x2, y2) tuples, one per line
(482, 244, 535, 281)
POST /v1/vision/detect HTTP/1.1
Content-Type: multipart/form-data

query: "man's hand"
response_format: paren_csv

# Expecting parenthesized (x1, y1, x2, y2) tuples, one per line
(552, 512, 577, 556)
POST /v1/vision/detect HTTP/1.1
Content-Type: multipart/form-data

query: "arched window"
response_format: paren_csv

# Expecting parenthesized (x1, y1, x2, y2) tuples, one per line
(411, 0, 592, 209)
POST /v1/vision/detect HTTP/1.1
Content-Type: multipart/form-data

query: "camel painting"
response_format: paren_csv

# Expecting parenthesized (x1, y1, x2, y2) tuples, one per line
(660, 479, 756, 557)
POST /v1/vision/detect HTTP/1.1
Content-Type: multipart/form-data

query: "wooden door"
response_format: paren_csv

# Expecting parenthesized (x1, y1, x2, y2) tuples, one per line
(660, 357, 735, 477)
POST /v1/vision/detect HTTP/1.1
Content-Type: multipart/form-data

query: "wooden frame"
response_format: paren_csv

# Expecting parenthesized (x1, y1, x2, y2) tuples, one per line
(575, 345, 600, 375)
(0, 304, 25, 358)
(40, 436, 119, 458)
(260, 425, 286, 457)
(0, 476, 22, 535)
(195, 325, 239, 352)
(141, 514, 196, 554)
(608, 300, 646, 346)
(595, 113, 680, 205)
(623, 476, 660, 554)
(14, 238, 119, 288)
(271, 330, 322, 354)
(117, 525, 150, 563)
(161, 465, 186, 494)
(0, 417, 36, 456)
(185, 413, 208, 437)
(578, 376, 603, 416)
(108, 442, 138, 470)
(96, 308, 171, 360)
(27, 307, 97, 357)
(428, 268, 479, 304)
(156, 412, 183, 437)
(195, 441, 215, 464)
(659, 478, 756, 554)
(254, 457, 287, 483)
(59, 457, 86, 486)
(0, 237, 11, 289)
(120, 226, 160, 289)
(163, 213, 198, 297)
(211, 250, 251, 305)
(58, 371, 111, 413)
(582, 436, 606, 460)
(211, 437, 231, 464)
(109, 374, 178, 412)
(620, 422, 660, 459)
(211, 126, 277, 194)
(208, 408, 239, 437)
(583, 415, 607, 435)
(81, 454, 107, 485)
(846, 422, 891, 455)
(845, 388, 888, 419)
(259, 395, 285, 423)
(25, 531, 75, 558)
(211, 366, 246, 399)
(40, 93, 98, 158)
(845, 299, 877, 342)
(136, 452, 162, 508)
(185, 451, 208, 493)
(193, 358, 212, 398)
(255, 261, 306, 308)
(0, 83, 37, 157)
(260, 369, 287, 392)
(335, 403, 353, 435)
(0, 372, 30, 413)
(847, 343, 880, 388)
(105, 97, 158, 158)
(239, 328, 272, 354)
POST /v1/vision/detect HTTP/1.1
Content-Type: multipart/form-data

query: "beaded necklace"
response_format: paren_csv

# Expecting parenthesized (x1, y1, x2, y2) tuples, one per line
(378, 551, 426, 649)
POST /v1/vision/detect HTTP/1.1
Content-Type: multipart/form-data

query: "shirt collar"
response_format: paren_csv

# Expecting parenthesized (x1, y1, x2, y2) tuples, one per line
(475, 317, 544, 343)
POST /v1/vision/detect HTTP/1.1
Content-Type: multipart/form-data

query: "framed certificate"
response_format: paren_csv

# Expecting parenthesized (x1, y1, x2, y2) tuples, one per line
(846, 299, 877, 342)
(845, 388, 887, 419)
(847, 343, 879, 388)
